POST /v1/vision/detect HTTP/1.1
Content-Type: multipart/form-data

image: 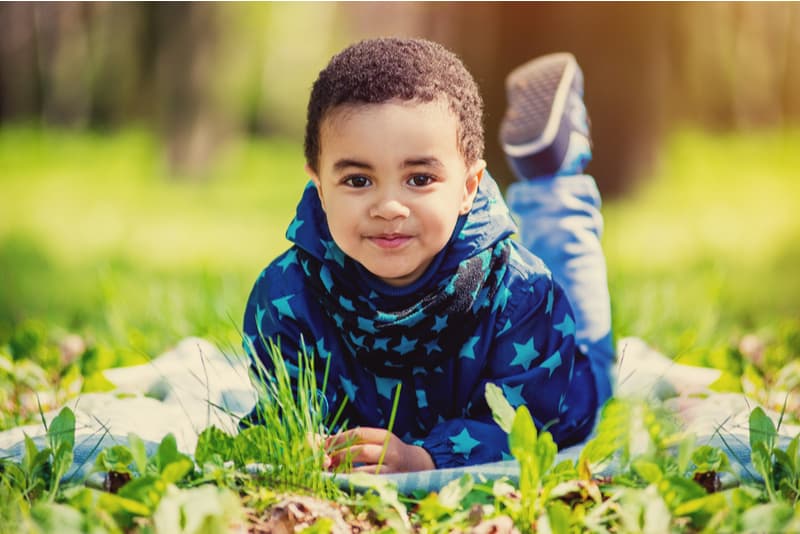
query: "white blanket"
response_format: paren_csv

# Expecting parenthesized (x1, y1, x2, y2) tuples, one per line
(1, 336, 794, 491)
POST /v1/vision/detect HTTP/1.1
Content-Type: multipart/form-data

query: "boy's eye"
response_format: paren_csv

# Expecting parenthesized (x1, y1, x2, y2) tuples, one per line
(344, 175, 371, 188)
(408, 174, 434, 187)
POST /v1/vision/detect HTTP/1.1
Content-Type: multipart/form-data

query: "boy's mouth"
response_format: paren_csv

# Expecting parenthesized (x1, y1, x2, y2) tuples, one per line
(368, 233, 412, 249)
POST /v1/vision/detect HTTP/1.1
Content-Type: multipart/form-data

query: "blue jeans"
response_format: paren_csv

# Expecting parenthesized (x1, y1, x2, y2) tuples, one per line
(506, 174, 614, 406)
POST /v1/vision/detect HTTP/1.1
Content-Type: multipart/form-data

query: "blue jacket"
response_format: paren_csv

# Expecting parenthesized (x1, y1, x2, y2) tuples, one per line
(243, 174, 597, 468)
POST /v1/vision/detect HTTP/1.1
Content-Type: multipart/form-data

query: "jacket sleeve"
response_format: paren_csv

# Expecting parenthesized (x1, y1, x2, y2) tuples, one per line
(420, 272, 597, 468)
(241, 259, 328, 426)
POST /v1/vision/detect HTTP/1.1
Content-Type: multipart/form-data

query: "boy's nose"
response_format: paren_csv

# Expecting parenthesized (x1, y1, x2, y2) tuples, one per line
(369, 198, 410, 220)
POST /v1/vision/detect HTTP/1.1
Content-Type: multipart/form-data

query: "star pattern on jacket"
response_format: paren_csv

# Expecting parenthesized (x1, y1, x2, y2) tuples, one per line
(277, 249, 298, 272)
(424, 340, 442, 355)
(554, 313, 576, 337)
(510, 337, 539, 370)
(459, 336, 480, 360)
(339, 375, 359, 401)
(502, 383, 526, 408)
(286, 218, 304, 240)
(242, 173, 599, 470)
(541, 350, 563, 377)
(449, 428, 480, 458)
(394, 336, 417, 355)
(321, 239, 345, 268)
(271, 296, 296, 320)
(432, 315, 448, 333)
(375, 376, 401, 400)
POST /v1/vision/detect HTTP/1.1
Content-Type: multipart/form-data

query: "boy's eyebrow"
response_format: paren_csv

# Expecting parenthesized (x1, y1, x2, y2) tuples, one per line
(332, 157, 445, 172)
(402, 157, 444, 169)
(332, 158, 374, 171)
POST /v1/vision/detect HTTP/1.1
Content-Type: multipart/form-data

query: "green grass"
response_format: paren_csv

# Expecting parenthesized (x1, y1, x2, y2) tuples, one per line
(1, 123, 800, 531)
(603, 128, 800, 371)
(0, 126, 307, 357)
(0, 124, 798, 410)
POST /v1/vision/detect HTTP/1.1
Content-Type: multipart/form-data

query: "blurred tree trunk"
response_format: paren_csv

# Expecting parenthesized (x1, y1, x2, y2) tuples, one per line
(149, 3, 223, 179)
(0, 2, 94, 126)
(784, 4, 800, 122)
(0, 3, 42, 121)
(2, 3, 799, 188)
(342, 2, 672, 196)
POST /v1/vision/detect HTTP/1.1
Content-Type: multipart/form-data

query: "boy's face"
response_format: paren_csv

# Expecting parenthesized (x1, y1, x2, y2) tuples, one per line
(307, 99, 485, 287)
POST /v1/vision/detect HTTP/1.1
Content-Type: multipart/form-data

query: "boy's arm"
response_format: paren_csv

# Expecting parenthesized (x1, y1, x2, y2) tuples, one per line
(241, 261, 324, 425)
(420, 274, 598, 468)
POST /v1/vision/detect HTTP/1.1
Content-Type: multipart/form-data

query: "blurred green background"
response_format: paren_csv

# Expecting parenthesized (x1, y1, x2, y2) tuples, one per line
(0, 3, 799, 426)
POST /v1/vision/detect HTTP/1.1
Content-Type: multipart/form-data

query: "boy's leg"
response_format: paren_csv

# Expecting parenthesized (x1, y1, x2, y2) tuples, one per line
(501, 53, 614, 405)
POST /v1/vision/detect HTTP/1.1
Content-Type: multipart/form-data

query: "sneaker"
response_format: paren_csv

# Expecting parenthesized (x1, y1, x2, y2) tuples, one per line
(500, 52, 592, 180)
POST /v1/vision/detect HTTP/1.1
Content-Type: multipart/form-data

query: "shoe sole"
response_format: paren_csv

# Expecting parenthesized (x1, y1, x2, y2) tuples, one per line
(500, 52, 578, 157)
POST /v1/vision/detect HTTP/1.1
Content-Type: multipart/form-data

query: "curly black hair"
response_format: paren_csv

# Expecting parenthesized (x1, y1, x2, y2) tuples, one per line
(304, 37, 484, 173)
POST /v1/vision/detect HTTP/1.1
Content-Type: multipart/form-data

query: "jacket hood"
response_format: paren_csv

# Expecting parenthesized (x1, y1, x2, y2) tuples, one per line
(285, 172, 517, 294)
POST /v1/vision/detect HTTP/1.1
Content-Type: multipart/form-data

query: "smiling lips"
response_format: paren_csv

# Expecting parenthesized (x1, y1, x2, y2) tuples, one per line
(369, 234, 412, 249)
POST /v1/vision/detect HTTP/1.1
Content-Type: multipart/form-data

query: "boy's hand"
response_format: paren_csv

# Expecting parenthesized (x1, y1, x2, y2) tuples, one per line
(325, 427, 434, 473)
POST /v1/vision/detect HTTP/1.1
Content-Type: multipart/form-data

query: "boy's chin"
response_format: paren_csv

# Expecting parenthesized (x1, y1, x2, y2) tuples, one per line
(369, 267, 423, 288)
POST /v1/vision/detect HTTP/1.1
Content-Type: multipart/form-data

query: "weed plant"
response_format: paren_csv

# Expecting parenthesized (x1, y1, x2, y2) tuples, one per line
(1, 126, 800, 530)
(230, 334, 343, 498)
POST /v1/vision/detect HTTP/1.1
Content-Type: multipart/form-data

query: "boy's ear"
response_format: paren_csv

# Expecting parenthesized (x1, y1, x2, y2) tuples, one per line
(459, 159, 486, 215)
(305, 164, 326, 211)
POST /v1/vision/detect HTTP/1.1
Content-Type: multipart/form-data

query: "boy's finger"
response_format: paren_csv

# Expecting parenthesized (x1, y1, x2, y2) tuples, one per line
(326, 427, 389, 450)
(328, 443, 384, 467)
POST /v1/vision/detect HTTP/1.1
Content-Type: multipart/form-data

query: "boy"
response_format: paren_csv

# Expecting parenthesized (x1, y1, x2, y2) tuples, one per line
(242, 38, 614, 472)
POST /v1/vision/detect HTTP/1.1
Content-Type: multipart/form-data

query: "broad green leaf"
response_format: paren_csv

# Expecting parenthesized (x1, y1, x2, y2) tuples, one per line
(30, 502, 84, 534)
(750, 441, 774, 485)
(633, 459, 663, 484)
(509, 405, 537, 455)
(691, 445, 731, 474)
(533, 430, 557, 479)
(98, 490, 153, 516)
(657, 475, 706, 510)
(673, 492, 726, 520)
(549, 459, 579, 484)
(118, 475, 166, 511)
(23, 433, 42, 474)
(160, 458, 194, 485)
(127, 433, 148, 475)
(48, 407, 76, 453)
(154, 434, 182, 473)
(81, 370, 116, 392)
(731, 485, 761, 510)
(786, 434, 799, 472)
(676, 434, 695, 473)
(414, 492, 450, 522)
(51, 441, 74, 483)
(749, 407, 776, 452)
(485, 382, 515, 434)
(741, 502, 794, 533)
(438, 474, 474, 510)
(773, 448, 793, 474)
(95, 445, 135, 474)
(544, 500, 572, 534)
